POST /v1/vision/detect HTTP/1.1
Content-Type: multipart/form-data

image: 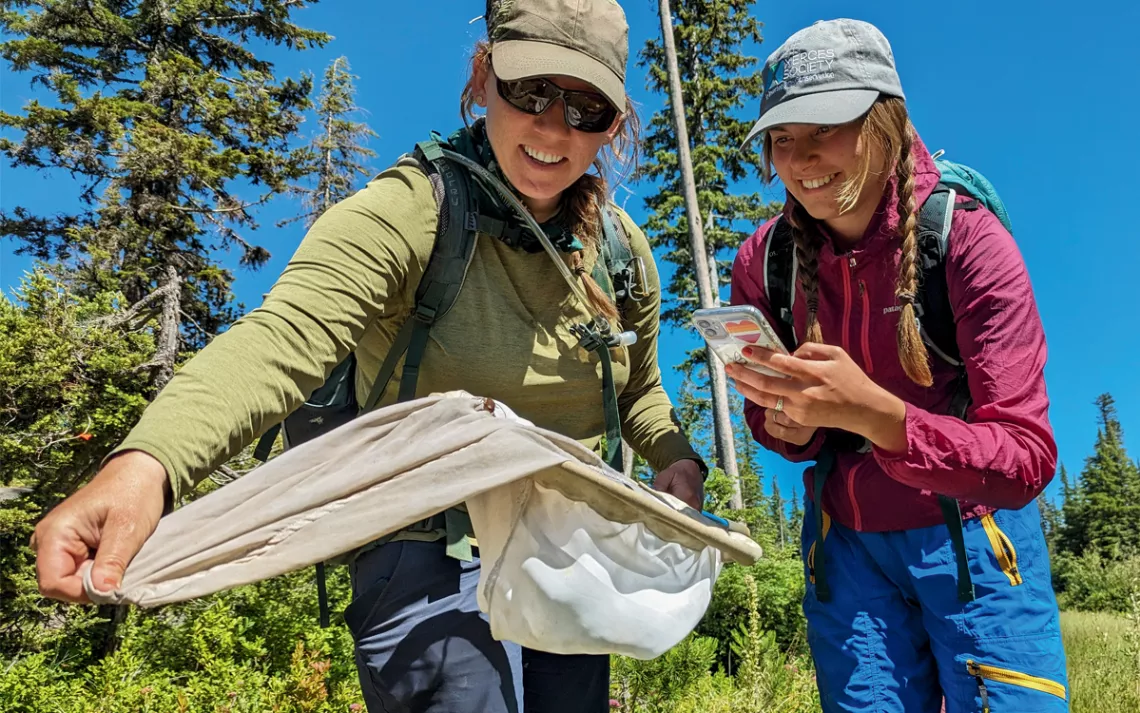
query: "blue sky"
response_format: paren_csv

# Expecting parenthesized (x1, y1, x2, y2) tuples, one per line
(2, 0, 1137, 505)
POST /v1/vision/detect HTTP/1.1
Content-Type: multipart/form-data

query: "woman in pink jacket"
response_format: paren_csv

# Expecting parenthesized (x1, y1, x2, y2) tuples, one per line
(728, 18, 1069, 713)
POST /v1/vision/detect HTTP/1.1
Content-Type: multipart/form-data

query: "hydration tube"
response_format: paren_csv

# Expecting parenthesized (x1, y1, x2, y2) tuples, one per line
(439, 148, 637, 348)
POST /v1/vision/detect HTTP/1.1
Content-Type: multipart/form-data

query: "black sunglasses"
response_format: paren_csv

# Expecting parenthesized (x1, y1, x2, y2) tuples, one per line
(496, 77, 619, 134)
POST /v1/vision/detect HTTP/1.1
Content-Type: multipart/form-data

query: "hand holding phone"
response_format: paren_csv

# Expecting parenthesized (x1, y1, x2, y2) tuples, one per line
(691, 305, 790, 379)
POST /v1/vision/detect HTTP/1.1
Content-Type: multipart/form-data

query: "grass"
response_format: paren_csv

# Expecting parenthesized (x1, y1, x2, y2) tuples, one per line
(608, 609, 1139, 713)
(1062, 609, 1140, 713)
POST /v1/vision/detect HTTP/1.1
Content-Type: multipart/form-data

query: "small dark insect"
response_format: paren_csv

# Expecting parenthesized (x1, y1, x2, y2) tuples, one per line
(481, 397, 496, 414)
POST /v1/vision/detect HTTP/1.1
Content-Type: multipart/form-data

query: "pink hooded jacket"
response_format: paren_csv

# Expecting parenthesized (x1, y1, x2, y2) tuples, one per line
(729, 135, 1057, 532)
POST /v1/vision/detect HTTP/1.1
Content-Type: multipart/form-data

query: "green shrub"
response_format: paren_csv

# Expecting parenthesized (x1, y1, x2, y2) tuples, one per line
(610, 573, 819, 713)
(697, 552, 807, 662)
(1055, 551, 1140, 613)
(0, 567, 365, 712)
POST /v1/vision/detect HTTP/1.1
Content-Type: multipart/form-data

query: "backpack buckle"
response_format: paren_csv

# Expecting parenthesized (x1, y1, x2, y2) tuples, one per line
(614, 257, 647, 302)
(413, 302, 439, 323)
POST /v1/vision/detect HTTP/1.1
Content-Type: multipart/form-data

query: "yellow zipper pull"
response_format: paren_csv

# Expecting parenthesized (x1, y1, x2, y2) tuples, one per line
(967, 660, 992, 713)
(967, 658, 1067, 702)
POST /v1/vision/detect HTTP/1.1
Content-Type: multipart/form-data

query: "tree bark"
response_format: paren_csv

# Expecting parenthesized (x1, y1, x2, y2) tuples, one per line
(86, 280, 175, 330)
(152, 264, 181, 394)
(658, 0, 742, 508)
(703, 212, 741, 507)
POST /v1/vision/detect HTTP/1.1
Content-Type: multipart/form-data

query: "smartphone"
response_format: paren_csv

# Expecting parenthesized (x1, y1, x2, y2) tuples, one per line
(691, 304, 789, 378)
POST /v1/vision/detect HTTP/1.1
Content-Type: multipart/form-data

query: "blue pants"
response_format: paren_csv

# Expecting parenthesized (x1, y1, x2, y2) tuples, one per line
(344, 539, 610, 713)
(801, 499, 1069, 712)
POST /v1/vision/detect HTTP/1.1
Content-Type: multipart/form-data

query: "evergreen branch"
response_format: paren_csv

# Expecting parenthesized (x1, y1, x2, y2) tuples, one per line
(33, 419, 94, 456)
(171, 201, 257, 215)
(196, 14, 261, 23)
(79, 0, 153, 54)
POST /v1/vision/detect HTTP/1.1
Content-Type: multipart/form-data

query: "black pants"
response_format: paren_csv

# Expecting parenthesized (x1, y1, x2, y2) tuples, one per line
(345, 539, 609, 713)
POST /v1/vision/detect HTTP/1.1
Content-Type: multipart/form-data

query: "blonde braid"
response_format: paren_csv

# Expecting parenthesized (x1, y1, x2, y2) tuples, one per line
(894, 125, 933, 386)
(788, 204, 824, 344)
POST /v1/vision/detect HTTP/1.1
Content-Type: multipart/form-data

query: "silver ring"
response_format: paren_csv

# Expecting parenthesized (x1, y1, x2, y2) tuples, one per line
(774, 396, 784, 413)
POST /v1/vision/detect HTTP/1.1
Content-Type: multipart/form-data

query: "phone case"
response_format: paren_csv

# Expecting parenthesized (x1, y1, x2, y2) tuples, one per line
(691, 305, 788, 378)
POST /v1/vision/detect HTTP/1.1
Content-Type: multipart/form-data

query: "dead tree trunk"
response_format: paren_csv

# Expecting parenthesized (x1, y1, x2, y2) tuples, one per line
(658, 0, 742, 508)
(703, 212, 740, 506)
(152, 264, 181, 394)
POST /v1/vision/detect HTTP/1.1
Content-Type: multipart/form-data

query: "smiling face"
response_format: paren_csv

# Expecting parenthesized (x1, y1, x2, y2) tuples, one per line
(473, 61, 619, 221)
(766, 119, 890, 243)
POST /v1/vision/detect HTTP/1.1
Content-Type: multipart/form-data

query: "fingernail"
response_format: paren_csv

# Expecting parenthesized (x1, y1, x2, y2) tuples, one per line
(742, 347, 752, 357)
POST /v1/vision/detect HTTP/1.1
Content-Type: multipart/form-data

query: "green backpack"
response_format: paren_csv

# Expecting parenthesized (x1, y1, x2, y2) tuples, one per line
(253, 127, 645, 625)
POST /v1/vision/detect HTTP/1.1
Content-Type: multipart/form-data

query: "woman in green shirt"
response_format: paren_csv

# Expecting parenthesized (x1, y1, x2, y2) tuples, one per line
(32, 2, 707, 711)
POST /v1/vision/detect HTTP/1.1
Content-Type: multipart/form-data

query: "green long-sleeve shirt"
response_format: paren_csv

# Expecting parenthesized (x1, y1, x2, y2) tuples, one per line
(112, 160, 699, 502)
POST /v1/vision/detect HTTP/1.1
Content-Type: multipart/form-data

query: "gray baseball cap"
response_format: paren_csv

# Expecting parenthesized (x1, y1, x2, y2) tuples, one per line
(743, 18, 904, 147)
(487, 0, 629, 112)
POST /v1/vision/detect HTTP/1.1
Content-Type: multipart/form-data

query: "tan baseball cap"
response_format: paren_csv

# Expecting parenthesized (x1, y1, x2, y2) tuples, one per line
(487, 0, 628, 112)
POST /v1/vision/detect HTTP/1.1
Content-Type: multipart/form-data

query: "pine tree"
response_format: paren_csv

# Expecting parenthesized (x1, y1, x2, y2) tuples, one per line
(769, 476, 787, 549)
(1058, 393, 1140, 558)
(642, 0, 782, 504)
(0, 268, 158, 658)
(733, 389, 764, 509)
(282, 56, 377, 230)
(674, 372, 712, 456)
(736, 469, 761, 511)
(1037, 492, 1061, 556)
(1, 1, 328, 359)
(1, 2, 328, 656)
(1060, 462, 1073, 505)
(790, 485, 803, 529)
(1, 0, 328, 476)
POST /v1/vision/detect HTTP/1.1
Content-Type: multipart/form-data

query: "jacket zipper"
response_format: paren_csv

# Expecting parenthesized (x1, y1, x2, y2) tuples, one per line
(858, 280, 874, 374)
(967, 659, 1067, 710)
(839, 256, 864, 530)
(980, 514, 1023, 586)
(847, 459, 864, 531)
(840, 255, 854, 355)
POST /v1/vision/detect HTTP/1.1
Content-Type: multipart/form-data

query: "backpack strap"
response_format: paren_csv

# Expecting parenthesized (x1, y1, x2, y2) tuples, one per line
(278, 140, 481, 628)
(253, 423, 280, 462)
(915, 185, 975, 421)
(589, 205, 641, 472)
(361, 140, 479, 413)
(915, 183, 977, 602)
(763, 216, 799, 352)
(599, 205, 640, 305)
(810, 446, 835, 603)
(915, 186, 962, 369)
